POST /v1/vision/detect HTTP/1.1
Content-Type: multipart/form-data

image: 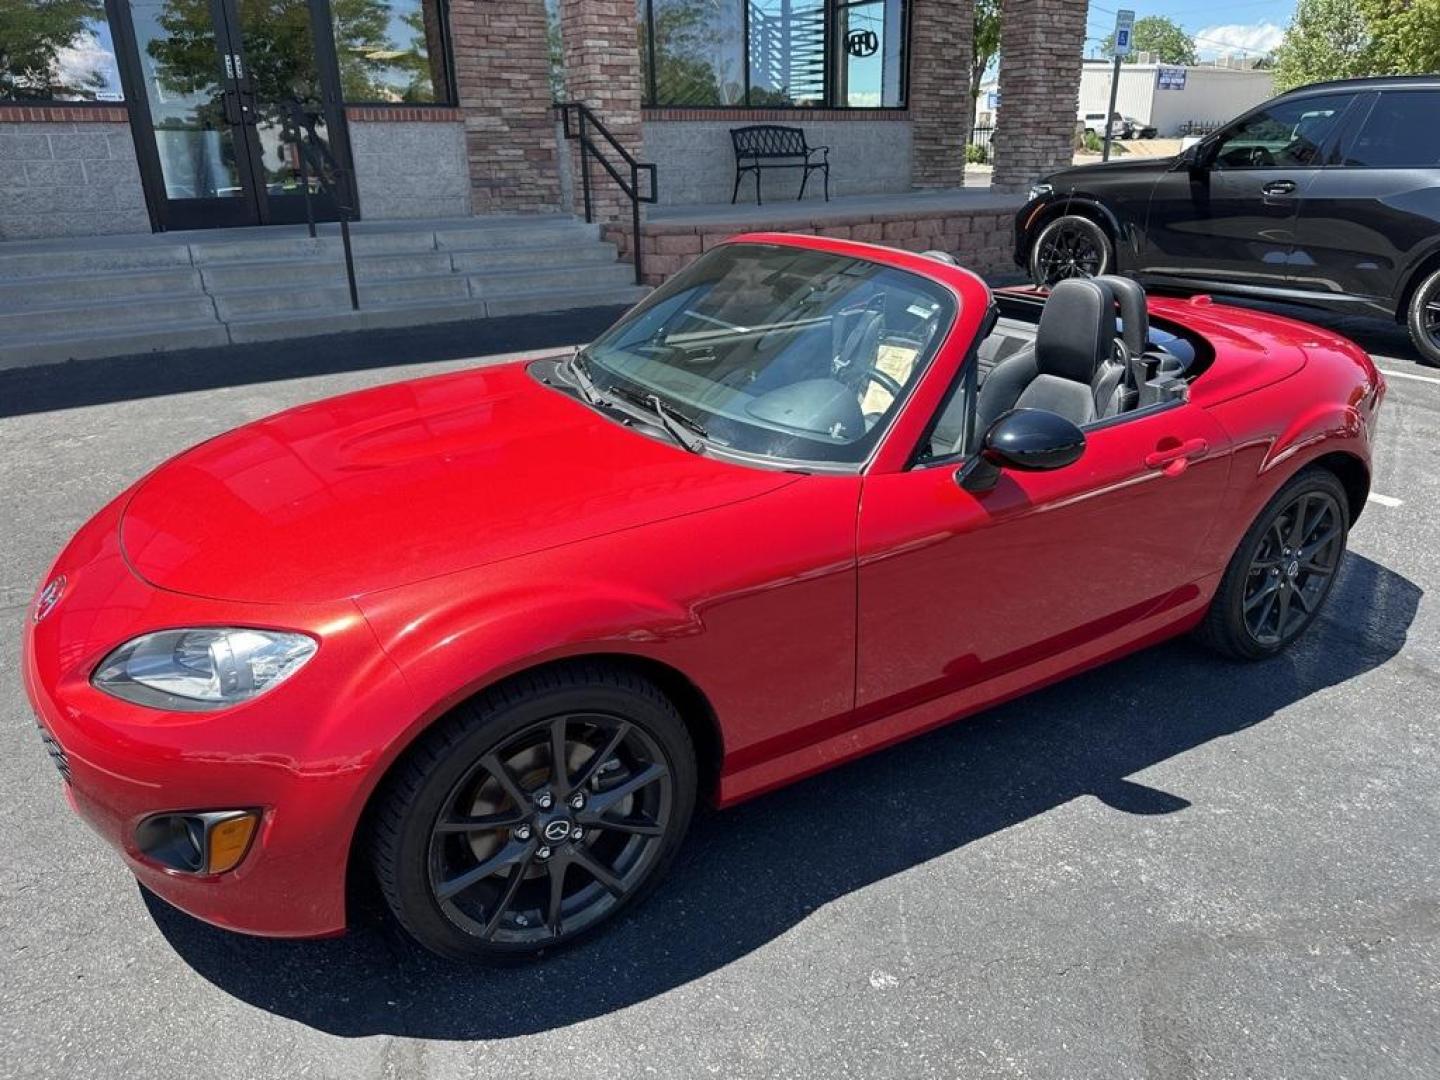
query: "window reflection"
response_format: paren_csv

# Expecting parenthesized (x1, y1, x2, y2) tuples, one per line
(332, 0, 452, 103)
(1, 1, 124, 101)
(747, 0, 824, 106)
(643, 0, 744, 106)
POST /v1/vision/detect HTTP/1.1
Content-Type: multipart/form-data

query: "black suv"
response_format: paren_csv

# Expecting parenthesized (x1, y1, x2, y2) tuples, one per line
(1015, 75, 1440, 363)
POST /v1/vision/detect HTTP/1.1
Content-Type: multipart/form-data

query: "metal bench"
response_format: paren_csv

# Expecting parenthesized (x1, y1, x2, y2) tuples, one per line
(730, 125, 830, 205)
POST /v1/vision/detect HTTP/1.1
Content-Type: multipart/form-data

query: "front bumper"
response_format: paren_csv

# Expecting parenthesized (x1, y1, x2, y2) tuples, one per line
(21, 493, 418, 938)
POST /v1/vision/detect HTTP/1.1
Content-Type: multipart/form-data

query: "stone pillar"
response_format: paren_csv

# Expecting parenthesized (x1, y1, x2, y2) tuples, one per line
(989, 0, 1088, 194)
(449, 0, 562, 213)
(560, 0, 644, 224)
(909, 0, 975, 189)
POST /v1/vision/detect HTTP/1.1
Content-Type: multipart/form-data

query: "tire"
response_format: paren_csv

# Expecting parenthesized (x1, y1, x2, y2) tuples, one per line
(1195, 468, 1350, 661)
(1029, 214, 1113, 287)
(370, 662, 697, 961)
(1404, 266, 1440, 367)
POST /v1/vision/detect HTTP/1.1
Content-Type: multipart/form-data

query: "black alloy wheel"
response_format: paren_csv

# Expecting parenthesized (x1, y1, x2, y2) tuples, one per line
(1405, 267, 1440, 366)
(428, 714, 672, 945)
(1196, 468, 1350, 660)
(1239, 489, 1345, 647)
(1030, 214, 1112, 286)
(371, 664, 696, 960)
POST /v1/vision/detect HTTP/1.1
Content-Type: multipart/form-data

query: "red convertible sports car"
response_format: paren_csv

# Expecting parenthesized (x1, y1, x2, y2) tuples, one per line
(24, 234, 1384, 961)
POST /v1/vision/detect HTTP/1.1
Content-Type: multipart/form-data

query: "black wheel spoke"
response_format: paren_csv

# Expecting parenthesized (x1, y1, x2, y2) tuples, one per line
(545, 857, 568, 934)
(1275, 586, 1293, 634)
(590, 814, 665, 837)
(435, 809, 527, 834)
(435, 840, 529, 901)
(480, 752, 530, 808)
(571, 846, 626, 897)
(572, 721, 630, 791)
(580, 761, 667, 821)
(1286, 494, 1311, 549)
(1245, 579, 1280, 612)
(549, 716, 570, 796)
(1291, 586, 1316, 614)
(481, 848, 535, 936)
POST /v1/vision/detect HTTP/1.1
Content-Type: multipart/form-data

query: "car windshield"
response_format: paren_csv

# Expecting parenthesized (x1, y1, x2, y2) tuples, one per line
(580, 242, 956, 466)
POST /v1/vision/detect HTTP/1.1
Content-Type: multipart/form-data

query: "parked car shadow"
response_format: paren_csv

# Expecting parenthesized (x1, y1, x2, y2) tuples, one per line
(145, 553, 1419, 1039)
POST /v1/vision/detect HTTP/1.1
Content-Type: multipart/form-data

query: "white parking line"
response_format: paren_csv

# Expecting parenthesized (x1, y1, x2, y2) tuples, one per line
(1369, 493, 1405, 508)
(1378, 367, 1440, 386)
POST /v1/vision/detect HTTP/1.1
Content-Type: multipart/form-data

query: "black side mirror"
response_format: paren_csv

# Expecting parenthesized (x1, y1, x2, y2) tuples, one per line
(956, 408, 1086, 493)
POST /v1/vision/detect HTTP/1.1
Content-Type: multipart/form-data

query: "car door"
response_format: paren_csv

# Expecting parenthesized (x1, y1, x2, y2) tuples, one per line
(1142, 93, 1356, 290)
(1291, 88, 1440, 305)
(855, 384, 1231, 720)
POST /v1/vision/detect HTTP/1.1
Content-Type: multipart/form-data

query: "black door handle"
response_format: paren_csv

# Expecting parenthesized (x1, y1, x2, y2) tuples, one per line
(1262, 179, 1297, 196)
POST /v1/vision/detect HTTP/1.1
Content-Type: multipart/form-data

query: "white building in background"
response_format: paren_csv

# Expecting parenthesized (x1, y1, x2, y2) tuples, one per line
(1075, 59, 1275, 135)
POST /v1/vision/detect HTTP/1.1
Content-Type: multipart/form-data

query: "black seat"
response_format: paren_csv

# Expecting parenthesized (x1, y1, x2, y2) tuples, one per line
(975, 278, 1118, 432)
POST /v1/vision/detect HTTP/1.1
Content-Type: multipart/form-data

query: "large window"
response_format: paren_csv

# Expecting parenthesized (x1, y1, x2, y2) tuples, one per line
(1208, 94, 1352, 170)
(640, 0, 906, 108)
(331, 0, 452, 103)
(1338, 90, 1440, 168)
(1, 0, 125, 102)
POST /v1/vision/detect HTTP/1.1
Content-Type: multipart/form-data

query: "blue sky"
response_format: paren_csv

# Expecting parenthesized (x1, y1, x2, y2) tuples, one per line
(1082, 0, 1298, 61)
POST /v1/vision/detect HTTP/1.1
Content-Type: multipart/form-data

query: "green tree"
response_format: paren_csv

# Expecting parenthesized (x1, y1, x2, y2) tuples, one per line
(1101, 15, 1198, 64)
(0, 0, 108, 100)
(1357, 0, 1440, 76)
(1272, 0, 1371, 92)
(964, 0, 999, 133)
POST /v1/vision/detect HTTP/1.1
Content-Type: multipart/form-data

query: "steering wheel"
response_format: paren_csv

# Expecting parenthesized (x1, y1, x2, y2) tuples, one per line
(852, 366, 905, 400)
(1247, 145, 1275, 167)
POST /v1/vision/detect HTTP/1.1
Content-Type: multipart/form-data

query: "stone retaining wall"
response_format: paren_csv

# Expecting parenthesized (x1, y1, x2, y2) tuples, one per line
(605, 206, 1015, 286)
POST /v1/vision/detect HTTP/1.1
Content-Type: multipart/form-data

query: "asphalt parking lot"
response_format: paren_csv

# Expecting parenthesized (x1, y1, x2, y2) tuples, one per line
(1, 303, 1437, 1079)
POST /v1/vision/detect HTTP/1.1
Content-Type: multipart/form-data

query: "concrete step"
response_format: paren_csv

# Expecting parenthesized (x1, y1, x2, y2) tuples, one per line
(0, 294, 218, 337)
(187, 230, 441, 265)
(468, 262, 638, 297)
(0, 245, 194, 282)
(0, 321, 230, 370)
(451, 242, 620, 274)
(197, 251, 455, 291)
(211, 275, 471, 320)
(434, 221, 600, 251)
(0, 267, 206, 313)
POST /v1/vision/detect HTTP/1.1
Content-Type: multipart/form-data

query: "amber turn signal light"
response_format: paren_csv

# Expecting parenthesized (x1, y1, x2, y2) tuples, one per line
(135, 809, 259, 874)
(206, 812, 258, 873)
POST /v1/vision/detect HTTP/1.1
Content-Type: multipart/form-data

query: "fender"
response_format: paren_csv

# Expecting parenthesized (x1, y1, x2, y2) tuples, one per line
(358, 574, 703, 766)
(1024, 194, 1133, 270)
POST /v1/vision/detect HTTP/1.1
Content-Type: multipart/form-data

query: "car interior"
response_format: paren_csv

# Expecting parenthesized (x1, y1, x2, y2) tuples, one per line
(920, 272, 1202, 462)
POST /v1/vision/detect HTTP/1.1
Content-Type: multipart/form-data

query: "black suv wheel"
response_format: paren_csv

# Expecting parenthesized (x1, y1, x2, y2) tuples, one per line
(1405, 266, 1440, 367)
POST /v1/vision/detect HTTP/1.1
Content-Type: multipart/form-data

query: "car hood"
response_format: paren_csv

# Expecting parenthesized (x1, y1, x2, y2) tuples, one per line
(120, 360, 796, 604)
(1046, 156, 1177, 188)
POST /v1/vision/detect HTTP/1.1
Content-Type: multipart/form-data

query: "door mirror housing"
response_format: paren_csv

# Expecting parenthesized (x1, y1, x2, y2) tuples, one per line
(957, 408, 1087, 492)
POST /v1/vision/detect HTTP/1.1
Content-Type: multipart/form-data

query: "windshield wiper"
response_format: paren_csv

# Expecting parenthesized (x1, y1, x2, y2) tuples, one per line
(644, 393, 707, 454)
(566, 348, 604, 406)
(566, 349, 707, 454)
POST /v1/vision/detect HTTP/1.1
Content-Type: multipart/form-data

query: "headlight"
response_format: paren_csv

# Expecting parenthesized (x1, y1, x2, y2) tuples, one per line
(1028, 183, 1054, 202)
(92, 628, 317, 711)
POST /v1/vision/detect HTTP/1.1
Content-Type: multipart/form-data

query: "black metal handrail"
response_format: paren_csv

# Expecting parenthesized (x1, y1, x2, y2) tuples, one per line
(281, 100, 360, 311)
(556, 102, 658, 285)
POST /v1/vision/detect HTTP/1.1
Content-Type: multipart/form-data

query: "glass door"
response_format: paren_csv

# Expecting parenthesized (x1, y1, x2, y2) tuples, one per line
(116, 0, 353, 230)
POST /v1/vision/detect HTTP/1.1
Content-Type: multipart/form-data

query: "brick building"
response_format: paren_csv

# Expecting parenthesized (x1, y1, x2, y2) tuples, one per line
(0, 0, 1086, 242)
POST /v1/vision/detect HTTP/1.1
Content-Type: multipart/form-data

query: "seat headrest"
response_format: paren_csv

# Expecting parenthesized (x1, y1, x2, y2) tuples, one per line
(1097, 274, 1148, 356)
(1036, 278, 1115, 384)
